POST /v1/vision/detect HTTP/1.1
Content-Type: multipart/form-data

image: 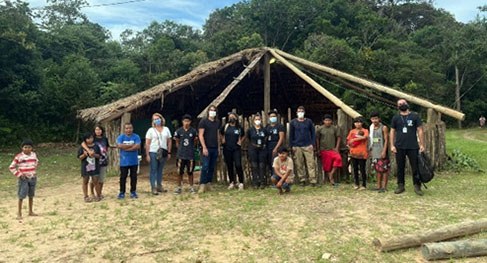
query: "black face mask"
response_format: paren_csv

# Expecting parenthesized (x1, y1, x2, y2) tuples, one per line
(398, 104, 409, 112)
(228, 118, 236, 124)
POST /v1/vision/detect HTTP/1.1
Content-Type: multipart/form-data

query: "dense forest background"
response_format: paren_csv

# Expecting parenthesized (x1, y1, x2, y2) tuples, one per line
(1, 0, 486, 144)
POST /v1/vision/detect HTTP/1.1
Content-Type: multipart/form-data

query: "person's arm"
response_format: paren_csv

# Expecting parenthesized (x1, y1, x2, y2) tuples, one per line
(309, 120, 316, 148)
(81, 141, 93, 156)
(289, 121, 295, 148)
(238, 128, 245, 146)
(78, 148, 88, 161)
(390, 128, 397, 153)
(381, 126, 389, 158)
(275, 129, 285, 152)
(9, 155, 22, 177)
(335, 135, 342, 152)
(167, 135, 173, 159)
(127, 135, 141, 151)
(198, 127, 208, 156)
(93, 146, 101, 159)
(315, 127, 321, 151)
(417, 125, 425, 152)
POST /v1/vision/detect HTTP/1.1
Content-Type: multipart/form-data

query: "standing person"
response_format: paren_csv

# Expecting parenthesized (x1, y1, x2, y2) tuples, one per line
(77, 133, 101, 202)
(145, 113, 172, 195)
(221, 112, 245, 190)
(117, 123, 141, 199)
(247, 114, 269, 189)
(81, 125, 110, 199)
(347, 117, 369, 190)
(9, 139, 39, 221)
(173, 114, 198, 194)
(390, 99, 425, 196)
(289, 106, 317, 186)
(316, 114, 342, 186)
(369, 112, 390, 193)
(265, 109, 285, 177)
(198, 105, 221, 193)
(271, 147, 294, 194)
(480, 115, 486, 128)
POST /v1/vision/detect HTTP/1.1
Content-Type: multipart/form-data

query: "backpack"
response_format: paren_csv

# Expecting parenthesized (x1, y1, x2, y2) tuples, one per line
(417, 152, 434, 185)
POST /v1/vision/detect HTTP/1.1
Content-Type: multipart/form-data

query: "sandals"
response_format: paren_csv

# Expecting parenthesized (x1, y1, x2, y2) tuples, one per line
(84, 196, 92, 203)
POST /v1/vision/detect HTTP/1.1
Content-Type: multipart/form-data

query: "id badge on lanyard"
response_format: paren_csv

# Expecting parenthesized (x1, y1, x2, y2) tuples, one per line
(402, 127, 408, 134)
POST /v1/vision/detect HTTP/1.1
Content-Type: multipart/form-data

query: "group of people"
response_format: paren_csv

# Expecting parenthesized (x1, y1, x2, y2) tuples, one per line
(8, 98, 426, 217)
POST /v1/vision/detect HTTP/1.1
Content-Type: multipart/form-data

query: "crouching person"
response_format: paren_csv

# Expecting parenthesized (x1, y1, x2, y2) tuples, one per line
(271, 147, 294, 194)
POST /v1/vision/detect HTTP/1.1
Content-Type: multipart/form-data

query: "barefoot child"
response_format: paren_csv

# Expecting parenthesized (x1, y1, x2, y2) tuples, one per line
(173, 114, 198, 194)
(9, 139, 39, 220)
(271, 147, 294, 194)
(369, 112, 390, 193)
(78, 133, 101, 202)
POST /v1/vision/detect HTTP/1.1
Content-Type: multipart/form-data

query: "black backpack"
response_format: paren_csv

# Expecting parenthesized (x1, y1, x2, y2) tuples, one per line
(417, 152, 435, 184)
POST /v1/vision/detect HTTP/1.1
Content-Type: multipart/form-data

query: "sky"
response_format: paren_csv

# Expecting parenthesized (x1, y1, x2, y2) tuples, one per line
(25, 0, 485, 40)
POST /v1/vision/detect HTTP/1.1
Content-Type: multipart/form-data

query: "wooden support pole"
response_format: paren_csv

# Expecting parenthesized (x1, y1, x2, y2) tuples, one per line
(197, 51, 266, 118)
(274, 49, 465, 121)
(422, 239, 487, 261)
(264, 53, 271, 117)
(268, 49, 362, 119)
(120, 112, 131, 134)
(373, 219, 487, 252)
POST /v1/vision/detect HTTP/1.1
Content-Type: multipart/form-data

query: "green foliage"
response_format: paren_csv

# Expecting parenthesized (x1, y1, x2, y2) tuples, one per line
(445, 149, 483, 173)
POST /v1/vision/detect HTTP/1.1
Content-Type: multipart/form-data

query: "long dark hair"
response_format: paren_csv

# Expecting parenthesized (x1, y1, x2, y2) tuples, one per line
(94, 124, 105, 138)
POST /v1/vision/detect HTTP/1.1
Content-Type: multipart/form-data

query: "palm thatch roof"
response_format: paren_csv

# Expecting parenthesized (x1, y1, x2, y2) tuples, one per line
(78, 48, 266, 123)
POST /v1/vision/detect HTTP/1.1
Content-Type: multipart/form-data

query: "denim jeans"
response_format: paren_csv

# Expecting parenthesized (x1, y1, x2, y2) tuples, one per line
(200, 147, 218, 184)
(149, 152, 167, 189)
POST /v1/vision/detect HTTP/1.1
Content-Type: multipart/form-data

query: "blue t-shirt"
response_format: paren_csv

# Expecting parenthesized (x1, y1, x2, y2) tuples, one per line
(116, 133, 141, 167)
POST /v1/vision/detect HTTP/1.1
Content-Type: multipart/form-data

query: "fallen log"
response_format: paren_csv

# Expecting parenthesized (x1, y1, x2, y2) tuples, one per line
(422, 239, 487, 261)
(373, 219, 487, 252)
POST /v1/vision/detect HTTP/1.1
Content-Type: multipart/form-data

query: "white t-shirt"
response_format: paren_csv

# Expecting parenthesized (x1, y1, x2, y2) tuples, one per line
(145, 127, 172, 153)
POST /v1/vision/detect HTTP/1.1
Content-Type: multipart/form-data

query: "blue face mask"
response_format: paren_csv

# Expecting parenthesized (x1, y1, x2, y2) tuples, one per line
(153, 119, 162, 126)
(270, 117, 278, 123)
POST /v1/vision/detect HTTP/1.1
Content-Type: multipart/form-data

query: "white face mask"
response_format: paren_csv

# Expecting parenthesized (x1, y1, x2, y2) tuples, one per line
(254, 120, 262, 126)
(269, 116, 278, 123)
(209, 110, 217, 117)
(297, 112, 305, 118)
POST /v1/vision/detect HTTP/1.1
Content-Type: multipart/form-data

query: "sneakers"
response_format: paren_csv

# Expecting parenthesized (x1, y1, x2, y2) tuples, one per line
(359, 186, 367, 191)
(238, 183, 244, 191)
(152, 188, 159, 195)
(394, 184, 405, 194)
(414, 184, 424, 196)
(189, 187, 196, 194)
(156, 186, 168, 193)
(130, 191, 138, 199)
(353, 185, 360, 190)
(117, 193, 125, 199)
(228, 182, 235, 190)
(198, 184, 206, 194)
(174, 187, 182, 195)
(206, 183, 213, 192)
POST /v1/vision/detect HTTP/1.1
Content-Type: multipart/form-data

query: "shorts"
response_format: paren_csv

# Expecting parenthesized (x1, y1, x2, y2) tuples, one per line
(320, 150, 343, 172)
(99, 166, 107, 183)
(18, 177, 37, 200)
(372, 158, 390, 173)
(271, 174, 292, 189)
(178, 159, 195, 175)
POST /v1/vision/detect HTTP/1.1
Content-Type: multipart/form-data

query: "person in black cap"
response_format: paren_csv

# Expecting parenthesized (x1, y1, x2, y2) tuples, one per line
(265, 109, 285, 178)
(173, 114, 198, 194)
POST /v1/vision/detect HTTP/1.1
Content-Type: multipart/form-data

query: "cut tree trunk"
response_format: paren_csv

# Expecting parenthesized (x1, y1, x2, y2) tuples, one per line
(373, 219, 487, 252)
(422, 239, 487, 261)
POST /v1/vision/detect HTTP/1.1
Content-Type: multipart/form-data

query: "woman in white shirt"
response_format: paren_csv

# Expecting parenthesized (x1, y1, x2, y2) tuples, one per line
(145, 113, 172, 195)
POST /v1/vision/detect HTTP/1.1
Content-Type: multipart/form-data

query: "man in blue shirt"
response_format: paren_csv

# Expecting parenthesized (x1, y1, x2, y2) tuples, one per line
(116, 123, 141, 199)
(289, 106, 317, 186)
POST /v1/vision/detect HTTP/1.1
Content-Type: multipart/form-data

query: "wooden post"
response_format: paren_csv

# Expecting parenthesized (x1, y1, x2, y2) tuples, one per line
(424, 109, 447, 169)
(373, 219, 487, 252)
(422, 239, 487, 261)
(104, 118, 121, 172)
(337, 109, 351, 182)
(120, 112, 131, 134)
(264, 53, 271, 117)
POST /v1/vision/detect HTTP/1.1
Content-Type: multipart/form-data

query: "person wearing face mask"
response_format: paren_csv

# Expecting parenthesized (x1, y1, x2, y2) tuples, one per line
(198, 105, 221, 193)
(390, 99, 425, 196)
(145, 113, 172, 195)
(220, 112, 245, 190)
(289, 106, 317, 186)
(247, 114, 269, 188)
(265, 110, 286, 177)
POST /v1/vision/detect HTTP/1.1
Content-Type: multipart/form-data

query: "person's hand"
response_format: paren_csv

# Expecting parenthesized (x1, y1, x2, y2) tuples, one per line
(292, 147, 296, 154)
(272, 148, 277, 156)
(391, 146, 397, 154)
(203, 147, 209, 157)
(146, 155, 150, 163)
(381, 152, 387, 159)
(88, 149, 95, 157)
(276, 181, 283, 188)
(334, 147, 339, 153)
(308, 145, 314, 151)
(167, 153, 171, 160)
(419, 145, 425, 153)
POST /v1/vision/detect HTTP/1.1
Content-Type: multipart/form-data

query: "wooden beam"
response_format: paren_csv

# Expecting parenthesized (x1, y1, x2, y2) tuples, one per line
(197, 51, 266, 118)
(264, 53, 271, 116)
(268, 49, 362, 119)
(373, 219, 487, 252)
(422, 239, 487, 261)
(274, 49, 465, 121)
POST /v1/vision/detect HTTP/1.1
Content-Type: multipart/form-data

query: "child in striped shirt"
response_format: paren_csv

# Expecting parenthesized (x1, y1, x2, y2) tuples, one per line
(9, 139, 39, 221)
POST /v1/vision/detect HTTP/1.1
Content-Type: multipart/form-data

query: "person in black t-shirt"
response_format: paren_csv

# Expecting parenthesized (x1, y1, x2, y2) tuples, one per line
(247, 114, 269, 188)
(390, 98, 425, 196)
(265, 109, 285, 176)
(197, 105, 221, 193)
(173, 114, 198, 194)
(220, 112, 245, 190)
